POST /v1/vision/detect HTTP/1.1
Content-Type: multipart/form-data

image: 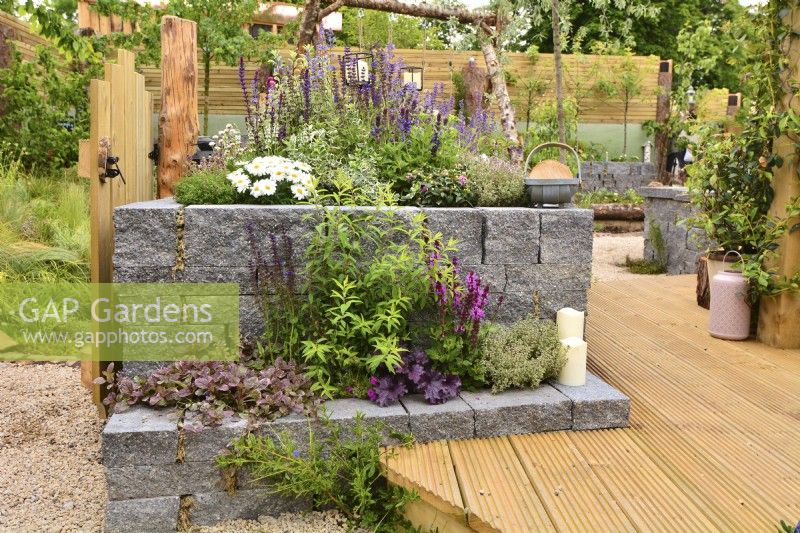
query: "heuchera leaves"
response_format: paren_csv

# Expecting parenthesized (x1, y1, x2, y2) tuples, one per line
(96, 359, 319, 427)
(367, 348, 461, 406)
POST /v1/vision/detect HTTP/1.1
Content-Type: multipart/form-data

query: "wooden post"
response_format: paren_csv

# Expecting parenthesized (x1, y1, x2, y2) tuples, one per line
(158, 16, 198, 198)
(655, 59, 672, 184)
(757, 10, 800, 349)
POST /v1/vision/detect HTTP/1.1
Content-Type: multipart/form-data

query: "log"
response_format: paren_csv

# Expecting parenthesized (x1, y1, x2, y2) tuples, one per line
(696, 255, 710, 309)
(655, 60, 672, 184)
(330, 0, 496, 26)
(158, 16, 198, 198)
(757, 8, 800, 348)
(591, 203, 645, 221)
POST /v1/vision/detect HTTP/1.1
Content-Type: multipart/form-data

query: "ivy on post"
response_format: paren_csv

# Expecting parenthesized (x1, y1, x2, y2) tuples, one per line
(757, 5, 800, 349)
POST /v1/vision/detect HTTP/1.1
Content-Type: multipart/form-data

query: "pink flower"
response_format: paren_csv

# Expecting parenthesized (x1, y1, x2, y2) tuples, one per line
(457, 174, 467, 186)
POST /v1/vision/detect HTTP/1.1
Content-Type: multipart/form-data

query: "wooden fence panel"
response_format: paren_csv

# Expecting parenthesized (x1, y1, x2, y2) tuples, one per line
(78, 49, 155, 411)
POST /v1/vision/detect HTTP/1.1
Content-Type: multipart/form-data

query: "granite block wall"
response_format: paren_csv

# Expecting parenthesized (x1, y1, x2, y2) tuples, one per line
(113, 199, 594, 339)
(580, 161, 657, 193)
(641, 186, 714, 275)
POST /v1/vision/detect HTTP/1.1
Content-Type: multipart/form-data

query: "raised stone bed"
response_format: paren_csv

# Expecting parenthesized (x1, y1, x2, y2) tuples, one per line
(580, 161, 657, 193)
(641, 186, 714, 275)
(113, 200, 594, 338)
(102, 372, 629, 531)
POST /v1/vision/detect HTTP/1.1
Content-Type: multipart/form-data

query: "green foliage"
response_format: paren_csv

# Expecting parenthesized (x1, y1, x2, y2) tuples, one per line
(593, 56, 644, 156)
(337, 8, 443, 50)
(0, 46, 99, 169)
(375, 122, 460, 183)
(299, 177, 435, 398)
(0, 152, 89, 283)
(463, 154, 527, 207)
(393, 166, 477, 207)
(624, 257, 666, 275)
(480, 317, 566, 393)
(624, 221, 666, 275)
(218, 413, 418, 533)
(174, 169, 238, 205)
(574, 188, 643, 208)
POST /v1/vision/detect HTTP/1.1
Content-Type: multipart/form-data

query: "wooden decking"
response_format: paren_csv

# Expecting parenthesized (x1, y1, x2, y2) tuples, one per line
(384, 275, 800, 532)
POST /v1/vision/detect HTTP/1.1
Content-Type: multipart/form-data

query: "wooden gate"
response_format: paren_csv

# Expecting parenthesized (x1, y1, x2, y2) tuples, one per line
(78, 49, 155, 410)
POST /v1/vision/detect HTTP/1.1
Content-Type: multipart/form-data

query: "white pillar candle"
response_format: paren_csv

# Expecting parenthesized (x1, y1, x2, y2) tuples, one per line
(558, 337, 587, 387)
(556, 307, 585, 340)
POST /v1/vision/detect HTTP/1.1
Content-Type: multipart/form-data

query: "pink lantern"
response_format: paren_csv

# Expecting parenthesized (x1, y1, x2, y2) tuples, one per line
(708, 251, 751, 340)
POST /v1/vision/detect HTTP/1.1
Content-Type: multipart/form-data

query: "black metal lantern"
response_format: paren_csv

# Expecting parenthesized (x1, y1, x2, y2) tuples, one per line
(342, 51, 372, 86)
(401, 65, 423, 91)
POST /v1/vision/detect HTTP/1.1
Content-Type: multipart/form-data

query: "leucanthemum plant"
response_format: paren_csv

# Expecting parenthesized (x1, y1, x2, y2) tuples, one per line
(227, 156, 315, 204)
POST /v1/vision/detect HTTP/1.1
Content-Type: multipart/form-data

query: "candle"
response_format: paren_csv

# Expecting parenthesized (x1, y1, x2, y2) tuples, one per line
(558, 337, 587, 386)
(556, 307, 584, 340)
(357, 59, 369, 83)
(403, 70, 413, 85)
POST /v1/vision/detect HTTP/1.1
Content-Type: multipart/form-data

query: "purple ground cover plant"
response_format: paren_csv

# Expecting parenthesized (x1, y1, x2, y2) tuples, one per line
(95, 359, 319, 429)
(367, 348, 461, 406)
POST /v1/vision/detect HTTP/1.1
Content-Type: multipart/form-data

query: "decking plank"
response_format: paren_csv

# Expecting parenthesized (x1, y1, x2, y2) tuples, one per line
(384, 275, 800, 532)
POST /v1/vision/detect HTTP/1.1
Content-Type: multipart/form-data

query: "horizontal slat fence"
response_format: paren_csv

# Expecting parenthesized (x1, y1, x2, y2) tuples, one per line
(141, 50, 663, 124)
(0, 11, 52, 63)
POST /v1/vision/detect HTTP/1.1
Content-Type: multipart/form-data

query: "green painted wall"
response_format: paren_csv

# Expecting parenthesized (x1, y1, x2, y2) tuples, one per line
(576, 123, 651, 160)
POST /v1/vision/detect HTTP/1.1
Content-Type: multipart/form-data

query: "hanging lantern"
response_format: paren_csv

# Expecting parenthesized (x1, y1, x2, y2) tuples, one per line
(342, 51, 372, 86)
(686, 84, 696, 109)
(708, 251, 751, 340)
(401, 66, 423, 91)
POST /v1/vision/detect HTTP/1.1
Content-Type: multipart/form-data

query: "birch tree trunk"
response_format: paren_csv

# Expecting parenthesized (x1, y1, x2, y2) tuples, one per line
(481, 38, 523, 165)
(551, 0, 566, 162)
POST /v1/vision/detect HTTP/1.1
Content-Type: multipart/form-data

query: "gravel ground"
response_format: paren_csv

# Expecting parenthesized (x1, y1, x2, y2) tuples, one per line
(0, 362, 105, 532)
(191, 510, 356, 532)
(592, 231, 665, 282)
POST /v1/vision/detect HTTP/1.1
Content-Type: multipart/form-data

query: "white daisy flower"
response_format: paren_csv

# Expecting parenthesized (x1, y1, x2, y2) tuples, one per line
(231, 174, 250, 193)
(251, 179, 277, 198)
(245, 158, 271, 176)
(290, 183, 309, 200)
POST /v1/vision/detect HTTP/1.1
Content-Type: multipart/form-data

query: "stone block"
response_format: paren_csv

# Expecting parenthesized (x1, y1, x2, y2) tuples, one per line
(321, 398, 410, 444)
(462, 264, 507, 292)
(102, 406, 179, 467)
(114, 198, 180, 267)
(184, 205, 319, 267)
(400, 394, 474, 442)
(422, 207, 484, 264)
(106, 461, 227, 500)
(183, 414, 249, 462)
(105, 496, 179, 533)
(480, 208, 540, 265)
(505, 263, 591, 293)
(239, 295, 264, 341)
(539, 208, 593, 264)
(113, 266, 175, 283)
(459, 386, 571, 437)
(551, 373, 630, 430)
(539, 290, 588, 320)
(491, 292, 539, 324)
(640, 186, 689, 200)
(181, 267, 257, 295)
(188, 490, 310, 526)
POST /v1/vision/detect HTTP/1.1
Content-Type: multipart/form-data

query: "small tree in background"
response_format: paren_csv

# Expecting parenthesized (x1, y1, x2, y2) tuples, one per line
(594, 56, 643, 157)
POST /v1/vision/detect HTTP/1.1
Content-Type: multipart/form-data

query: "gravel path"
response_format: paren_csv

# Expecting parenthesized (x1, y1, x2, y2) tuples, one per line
(591, 231, 666, 282)
(0, 362, 106, 532)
